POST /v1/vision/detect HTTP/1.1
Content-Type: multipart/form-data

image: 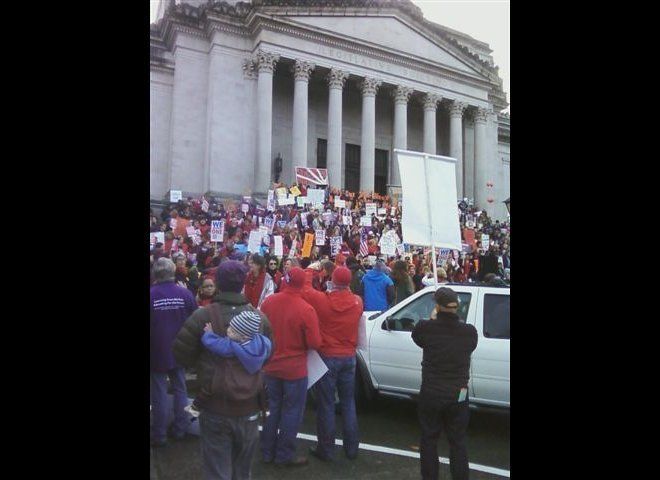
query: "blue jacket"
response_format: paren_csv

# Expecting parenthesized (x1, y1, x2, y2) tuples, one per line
(362, 269, 394, 311)
(150, 281, 198, 372)
(201, 332, 272, 375)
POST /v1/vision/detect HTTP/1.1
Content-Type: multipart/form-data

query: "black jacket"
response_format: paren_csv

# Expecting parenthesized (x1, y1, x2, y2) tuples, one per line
(411, 312, 478, 400)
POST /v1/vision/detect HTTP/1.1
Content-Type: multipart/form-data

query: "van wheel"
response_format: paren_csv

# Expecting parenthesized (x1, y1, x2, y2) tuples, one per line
(355, 367, 375, 412)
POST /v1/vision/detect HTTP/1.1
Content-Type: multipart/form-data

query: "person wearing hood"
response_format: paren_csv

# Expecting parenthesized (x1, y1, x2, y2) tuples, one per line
(361, 259, 395, 311)
(302, 267, 364, 462)
(259, 267, 322, 467)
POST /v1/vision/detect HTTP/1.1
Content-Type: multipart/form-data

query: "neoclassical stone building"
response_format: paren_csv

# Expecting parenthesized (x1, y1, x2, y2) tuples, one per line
(150, 0, 510, 219)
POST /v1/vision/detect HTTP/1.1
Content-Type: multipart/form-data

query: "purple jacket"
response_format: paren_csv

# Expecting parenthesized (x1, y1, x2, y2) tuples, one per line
(150, 281, 198, 372)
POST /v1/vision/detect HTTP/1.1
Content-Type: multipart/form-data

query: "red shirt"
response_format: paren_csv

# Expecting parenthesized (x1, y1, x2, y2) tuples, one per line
(302, 288, 363, 357)
(260, 288, 322, 380)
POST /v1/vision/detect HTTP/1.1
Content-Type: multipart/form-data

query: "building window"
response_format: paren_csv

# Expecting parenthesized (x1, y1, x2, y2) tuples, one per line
(483, 294, 510, 339)
(375, 149, 389, 195)
(345, 143, 361, 192)
(317, 139, 327, 169)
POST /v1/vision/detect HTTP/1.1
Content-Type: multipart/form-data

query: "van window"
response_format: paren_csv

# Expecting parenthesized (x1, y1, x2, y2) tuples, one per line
(384, 292, 472, 331)
(483, 294, 510, 339)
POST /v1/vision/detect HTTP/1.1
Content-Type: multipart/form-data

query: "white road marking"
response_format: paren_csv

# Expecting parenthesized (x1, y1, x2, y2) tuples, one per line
(256, 426, 510, 478)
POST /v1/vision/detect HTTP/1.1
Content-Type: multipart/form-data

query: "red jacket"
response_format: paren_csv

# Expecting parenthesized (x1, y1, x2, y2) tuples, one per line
(302, 288, 363, 357)
(260, 288, 322, 380)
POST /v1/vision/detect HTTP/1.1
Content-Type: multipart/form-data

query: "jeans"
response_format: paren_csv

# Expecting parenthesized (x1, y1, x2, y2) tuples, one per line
(199, 411, 259, 480)
(312, 355, 359, 459)
(150, 367, 188, 442)
(418, 396, 470, 480)
(261, 375, 308, 463)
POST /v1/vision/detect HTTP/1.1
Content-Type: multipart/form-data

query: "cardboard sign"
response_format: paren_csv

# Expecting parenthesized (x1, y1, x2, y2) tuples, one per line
(301, 232, 315, 258)
(306, 350, 329, 390)
(248, 231, 262, 253)
(365, 203, 377, 217)
(330, 236, 342, 257)
(307, 188, 325, 205)
(274, 235, 283, 256)
(290, 185, 301, 197)
(360, 216, 371, 227)
(315, 229, 326, 246)
(186, 226, 196, 237)
(170, 190, 182, 203)
(267, 190, 276, 211)
(210, 220, 224, 242)
(334, 198, 346, 209)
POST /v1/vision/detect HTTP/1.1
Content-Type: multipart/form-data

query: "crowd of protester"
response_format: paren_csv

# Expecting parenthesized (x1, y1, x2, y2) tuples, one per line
(150, 181, 510, 303)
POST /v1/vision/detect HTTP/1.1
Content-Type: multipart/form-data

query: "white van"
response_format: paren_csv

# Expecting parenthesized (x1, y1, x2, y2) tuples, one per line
(356, 284, 510, 409)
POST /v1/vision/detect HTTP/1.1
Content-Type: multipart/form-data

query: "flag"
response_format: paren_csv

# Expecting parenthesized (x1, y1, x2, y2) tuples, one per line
(360, 228, 369, 257)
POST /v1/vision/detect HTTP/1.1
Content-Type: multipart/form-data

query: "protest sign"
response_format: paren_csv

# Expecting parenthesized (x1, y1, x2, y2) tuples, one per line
(267, 190, 276, 211)
(289, 185, 301, 197)
(481, 234, 490, 251)
(276, 187, 288, 199)
(330, 236, 342, 257)
(365, 203, 377, 217)
(343, 215, 352, 226)
(210, 220, 225, 242)
(295, 167, 328, 186)
(273, 235, 283, 256)
(396, 243, 405, 256)
(315, 229, 326, 246)
(322, 212, 333, 224)
(367, 255, 377, 265)
(334, 198, 346, 209)
(186, 226, 196, 237)
(377, 208, 387, 216)
(279, 195, 295, 206)
(296, 196, 305, 207)
(380, 232, 397, 256)
(264, 217, 274, 234)
(201, 199, 209, 212)
(170, 190, 182, 203)
(307, 188, 325, 205)
(241, 203, 249, 213)
(301, 214, 308, 228)
(259, 226, 269, 240)
(360, 216, 371, 227)
(277, 220, 287, 229)
(248, 231, 262, 253)
(306, 350, 329, 390)
(313, 203, 324, 212)
(301, 232, 314, 258)
(290, 239, 297, 257)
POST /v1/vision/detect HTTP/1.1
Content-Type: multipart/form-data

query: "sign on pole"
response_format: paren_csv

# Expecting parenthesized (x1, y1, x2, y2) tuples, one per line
(210, 220, 224, 242)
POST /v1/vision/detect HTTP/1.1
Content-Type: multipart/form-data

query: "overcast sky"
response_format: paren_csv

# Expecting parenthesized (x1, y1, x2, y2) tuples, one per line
(150, 1, 510, 110)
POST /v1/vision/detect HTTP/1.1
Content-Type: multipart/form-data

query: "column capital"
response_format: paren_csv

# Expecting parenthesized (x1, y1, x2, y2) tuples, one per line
(474, 106, 491, 123)
(327, 68, 349, 89)
(242, 58, 257, 80)
(293, 60, 316, 81)
(360, 77, 382, 97)
(255, 49, 279, 74)
(422, 93, 442, 111)
(449, 100, 468, 117)
(392, 85, 413, 105)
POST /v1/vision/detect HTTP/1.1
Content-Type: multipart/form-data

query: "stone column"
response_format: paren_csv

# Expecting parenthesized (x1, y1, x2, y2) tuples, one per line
(291, 60, 315, 176)
(423, 93, 441, 154)
(474, 106, 490, 209)
(360, 77, 381, 192)
(391, 85, 412, 186)
(327, 68, 349, 190)
(255, 50, 279, 193)
(449, 100, 467, 199)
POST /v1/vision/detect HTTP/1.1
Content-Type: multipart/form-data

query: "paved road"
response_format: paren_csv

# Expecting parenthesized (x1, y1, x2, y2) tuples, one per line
(151, 391, 509, 480)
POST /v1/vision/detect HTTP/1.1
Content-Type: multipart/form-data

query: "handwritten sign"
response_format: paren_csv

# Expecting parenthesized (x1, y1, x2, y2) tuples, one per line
(248, 230, 262, 253)
(380, 232, 397, 256)
(301, 232, 315, 258)
(360, 216, 371, 227)
(210, 220, 224, 242)
(334, 198, 346, 209)
(290, 185, 301, 197)
(315, 229, 326, 246)
(274, 235, 283, 256)
(307, 188, 325, 205)
(365, 203, 377, 217)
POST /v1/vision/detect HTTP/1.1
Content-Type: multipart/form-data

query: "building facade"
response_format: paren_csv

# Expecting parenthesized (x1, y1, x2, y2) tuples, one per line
(150, 0, 510, 219)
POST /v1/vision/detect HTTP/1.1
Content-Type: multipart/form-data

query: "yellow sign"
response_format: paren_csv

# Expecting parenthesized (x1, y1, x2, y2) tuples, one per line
(290, 185, 301, 197)
(301, 232, 315, 258)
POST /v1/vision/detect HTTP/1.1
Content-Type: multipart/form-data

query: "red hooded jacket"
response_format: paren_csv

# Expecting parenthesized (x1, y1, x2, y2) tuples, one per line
(302, 286, 363, 357)
(260, 268, 322, 380)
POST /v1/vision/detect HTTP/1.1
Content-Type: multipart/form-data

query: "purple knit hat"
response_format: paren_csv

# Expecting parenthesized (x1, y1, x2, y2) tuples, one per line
(216, 260, 248, 293)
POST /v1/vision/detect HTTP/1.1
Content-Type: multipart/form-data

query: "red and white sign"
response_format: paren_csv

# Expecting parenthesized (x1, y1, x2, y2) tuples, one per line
(295, 167, 328, 186)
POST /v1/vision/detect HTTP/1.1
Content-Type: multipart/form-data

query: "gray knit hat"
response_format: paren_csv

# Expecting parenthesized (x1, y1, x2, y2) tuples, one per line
(229, 311, 262, 339)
